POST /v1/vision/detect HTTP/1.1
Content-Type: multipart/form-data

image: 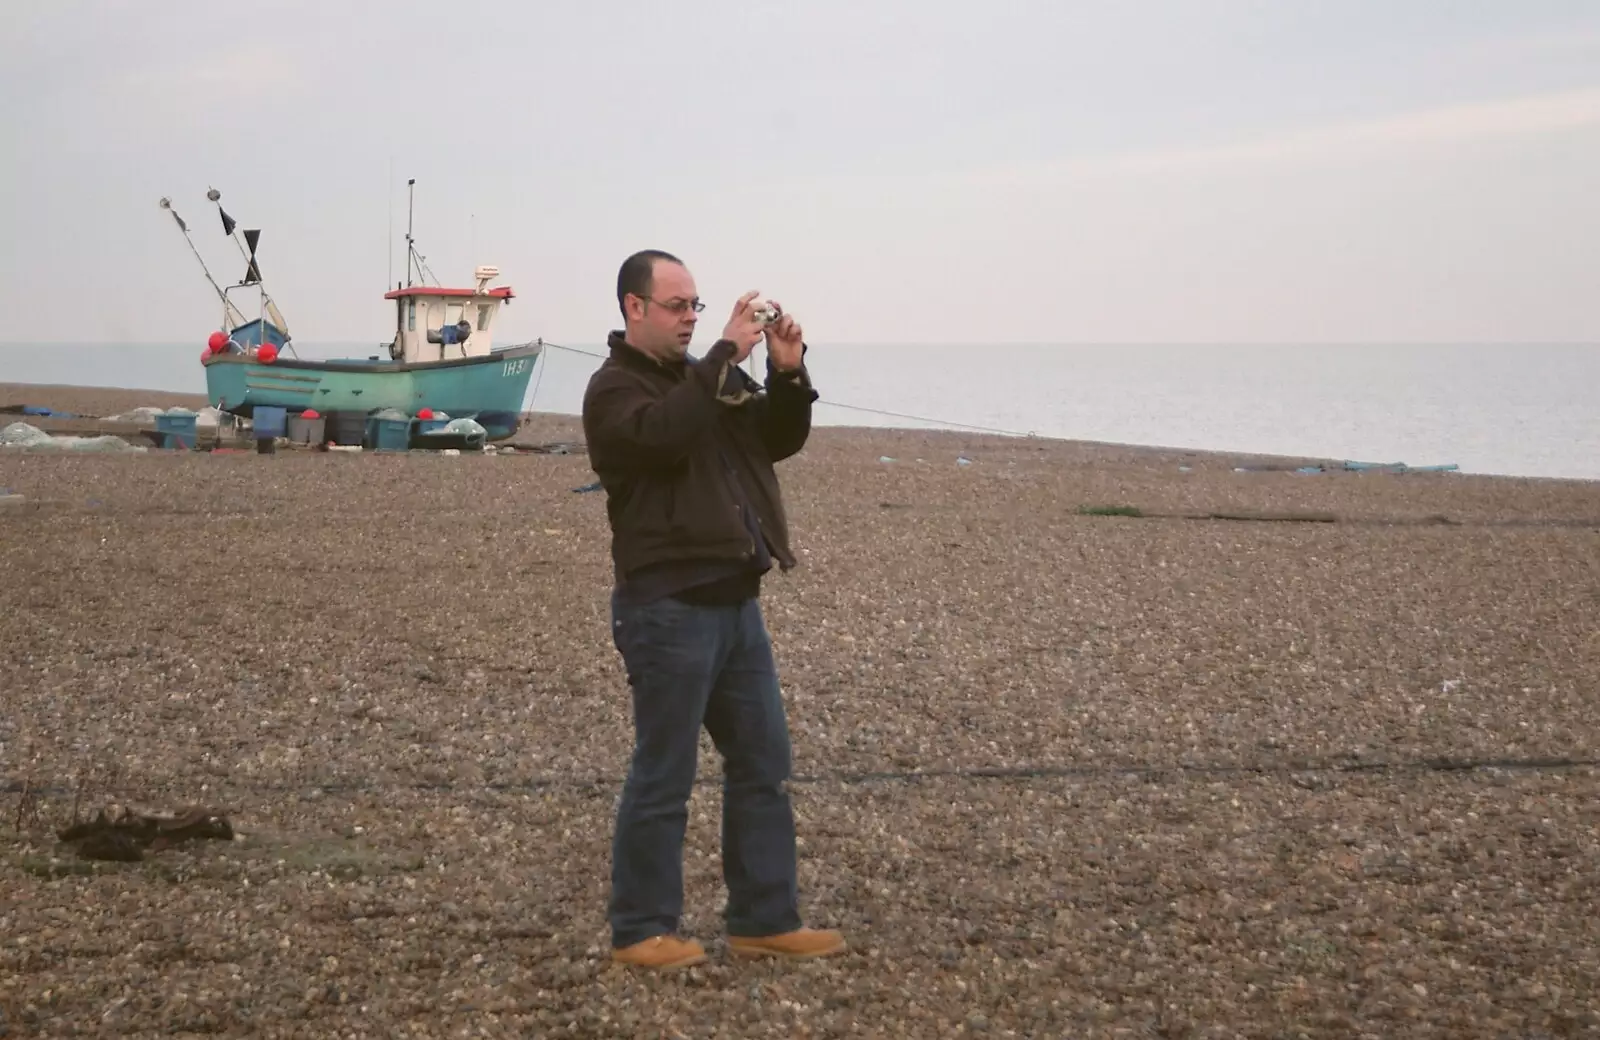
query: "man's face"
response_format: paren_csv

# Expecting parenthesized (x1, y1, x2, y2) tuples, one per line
(628, 260, 700, 359)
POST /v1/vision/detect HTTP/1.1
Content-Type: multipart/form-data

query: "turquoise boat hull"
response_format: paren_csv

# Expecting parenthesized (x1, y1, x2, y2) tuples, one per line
(202, 342, 541, 441)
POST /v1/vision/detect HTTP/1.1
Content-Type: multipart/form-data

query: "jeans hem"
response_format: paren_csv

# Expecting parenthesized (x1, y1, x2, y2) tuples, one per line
(611, 926, 673, 949)
(724, 917, 805, 939)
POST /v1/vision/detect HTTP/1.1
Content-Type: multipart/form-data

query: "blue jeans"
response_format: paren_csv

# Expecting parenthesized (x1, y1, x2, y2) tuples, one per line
(608, 591, 803, 949)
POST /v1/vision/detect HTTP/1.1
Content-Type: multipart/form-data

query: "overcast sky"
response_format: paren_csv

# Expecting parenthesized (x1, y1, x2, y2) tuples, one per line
(4, 0, 1598, 346)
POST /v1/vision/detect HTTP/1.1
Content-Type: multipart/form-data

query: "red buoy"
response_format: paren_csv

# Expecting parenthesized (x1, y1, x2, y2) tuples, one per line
(417, 407, 434, 420)
(201, 348, 213, 362)
(208, 331, 228, 351)
(258, 344, 279, 364)
(301, 408, 320, 419)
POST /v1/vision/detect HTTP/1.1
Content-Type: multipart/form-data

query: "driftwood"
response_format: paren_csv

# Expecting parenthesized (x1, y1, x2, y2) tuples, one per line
(57, 806, 234, 862)
(504, 439, 585, 455)
(1195, 510, 1339, 524)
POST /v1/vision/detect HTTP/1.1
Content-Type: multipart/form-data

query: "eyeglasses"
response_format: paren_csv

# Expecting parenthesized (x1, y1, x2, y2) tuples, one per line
(639, 295, 705, 314)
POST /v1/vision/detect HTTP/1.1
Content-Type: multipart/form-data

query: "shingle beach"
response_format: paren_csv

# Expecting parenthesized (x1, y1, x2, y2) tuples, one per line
(3, 383, 1598, 1038)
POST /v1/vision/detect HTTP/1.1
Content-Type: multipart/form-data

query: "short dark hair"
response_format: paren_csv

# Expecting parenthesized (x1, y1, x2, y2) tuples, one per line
(617, 249, 682, 318)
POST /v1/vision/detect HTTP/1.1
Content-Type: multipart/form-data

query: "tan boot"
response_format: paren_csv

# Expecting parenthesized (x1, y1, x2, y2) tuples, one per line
(611, 935, 708, 969)
(727, 928, 847, 960)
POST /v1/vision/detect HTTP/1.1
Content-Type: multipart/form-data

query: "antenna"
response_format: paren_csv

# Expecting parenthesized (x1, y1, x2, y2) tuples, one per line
(387, 156, 394, 290)
(398, 178, 440, 288)
(405, 178, 416, 287)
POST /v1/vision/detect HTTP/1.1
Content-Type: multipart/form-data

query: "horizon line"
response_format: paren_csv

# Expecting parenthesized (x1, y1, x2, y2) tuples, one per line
(2, 339, 1597, 349)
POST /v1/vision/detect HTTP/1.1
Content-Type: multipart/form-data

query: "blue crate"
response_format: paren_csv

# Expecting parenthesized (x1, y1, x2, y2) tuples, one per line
(154, 412, 198, 450)
(366, 416, 411, 452)
(253, 405, 288, 440)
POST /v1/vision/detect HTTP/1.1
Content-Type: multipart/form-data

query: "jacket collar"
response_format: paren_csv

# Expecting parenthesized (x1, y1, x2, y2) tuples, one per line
(607, 329, 690, 374)
(608, 330, 753, 384)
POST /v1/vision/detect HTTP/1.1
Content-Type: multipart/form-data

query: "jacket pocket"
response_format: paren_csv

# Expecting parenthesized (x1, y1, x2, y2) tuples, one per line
(623, 476, 677, 538)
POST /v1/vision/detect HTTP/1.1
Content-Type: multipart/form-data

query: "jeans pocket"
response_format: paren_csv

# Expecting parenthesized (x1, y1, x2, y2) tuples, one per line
(612, 595, 702, 666)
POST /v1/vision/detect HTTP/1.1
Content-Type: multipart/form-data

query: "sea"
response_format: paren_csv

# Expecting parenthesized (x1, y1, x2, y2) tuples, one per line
(1, 341, 1596, 481)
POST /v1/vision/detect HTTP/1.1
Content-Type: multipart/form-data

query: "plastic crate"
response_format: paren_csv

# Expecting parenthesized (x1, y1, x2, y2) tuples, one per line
(286, 414, 327, 444)
(366, 416, 411, 452)
(154, 412, 198, 450)
(325, 411, 366, 446)
(253, 406, 288, 440)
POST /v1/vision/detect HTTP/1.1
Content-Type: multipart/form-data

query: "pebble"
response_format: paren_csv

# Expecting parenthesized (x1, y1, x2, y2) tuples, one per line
(1, 395, 1598, 1036)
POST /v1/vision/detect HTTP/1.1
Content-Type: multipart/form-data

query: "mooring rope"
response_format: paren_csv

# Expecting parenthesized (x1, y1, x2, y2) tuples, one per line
(529, 339, 1038, 439)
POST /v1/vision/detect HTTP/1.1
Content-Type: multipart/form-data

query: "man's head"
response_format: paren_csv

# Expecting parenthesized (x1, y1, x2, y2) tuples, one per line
(617, 249, 703, 361)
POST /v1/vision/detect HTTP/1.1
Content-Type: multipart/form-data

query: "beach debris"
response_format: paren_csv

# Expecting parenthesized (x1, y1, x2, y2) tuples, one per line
(57, 805, 235, 862)
(572, 481, 603, 493)
(102, 405, 222, 427)
(2, 422, 63, 447)
(0, 404, 79, 418)
(440, 417, 488, 439)
(956, 456, 973, 466)
(1233, 459, 1461, 475)
(0, 422, 148, 453)
(879, 455, 896, 463)
(103, 406, 158, 423)
(510, 441, 578, 455)
(1337, 459, 1461, 473)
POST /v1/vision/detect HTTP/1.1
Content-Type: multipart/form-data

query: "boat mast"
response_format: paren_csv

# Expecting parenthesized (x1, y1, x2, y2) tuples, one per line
(158, 197, 247, 330)
(204, 187, 295, 354)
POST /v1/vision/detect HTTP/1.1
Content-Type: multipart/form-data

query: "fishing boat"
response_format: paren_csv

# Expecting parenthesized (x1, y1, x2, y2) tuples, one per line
(158, 182, 541, 442)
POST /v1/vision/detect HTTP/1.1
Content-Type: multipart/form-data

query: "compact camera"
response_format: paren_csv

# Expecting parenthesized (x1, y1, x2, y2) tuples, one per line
(752, 301, 783, 326)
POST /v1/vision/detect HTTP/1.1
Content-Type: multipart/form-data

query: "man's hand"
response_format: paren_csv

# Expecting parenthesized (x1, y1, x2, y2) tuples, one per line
(722, 290, 767, 363)
(763, 302, 805, 372)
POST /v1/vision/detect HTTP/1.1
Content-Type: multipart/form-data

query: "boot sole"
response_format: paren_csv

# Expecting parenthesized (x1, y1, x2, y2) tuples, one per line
(613, 952, 707, 970)
(728, 940, 847, 960)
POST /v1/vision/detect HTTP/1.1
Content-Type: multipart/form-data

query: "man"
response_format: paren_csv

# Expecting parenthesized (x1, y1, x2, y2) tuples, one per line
(581, 249, 847, 970)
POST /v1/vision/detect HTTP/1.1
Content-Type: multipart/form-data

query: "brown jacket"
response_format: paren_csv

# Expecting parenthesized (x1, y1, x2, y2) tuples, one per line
(581, 331, 819, 583)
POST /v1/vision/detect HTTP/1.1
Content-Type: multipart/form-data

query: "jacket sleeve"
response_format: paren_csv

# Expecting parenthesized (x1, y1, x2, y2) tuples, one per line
(582, 339, 741, 470)
(757, 347, 818, 463)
